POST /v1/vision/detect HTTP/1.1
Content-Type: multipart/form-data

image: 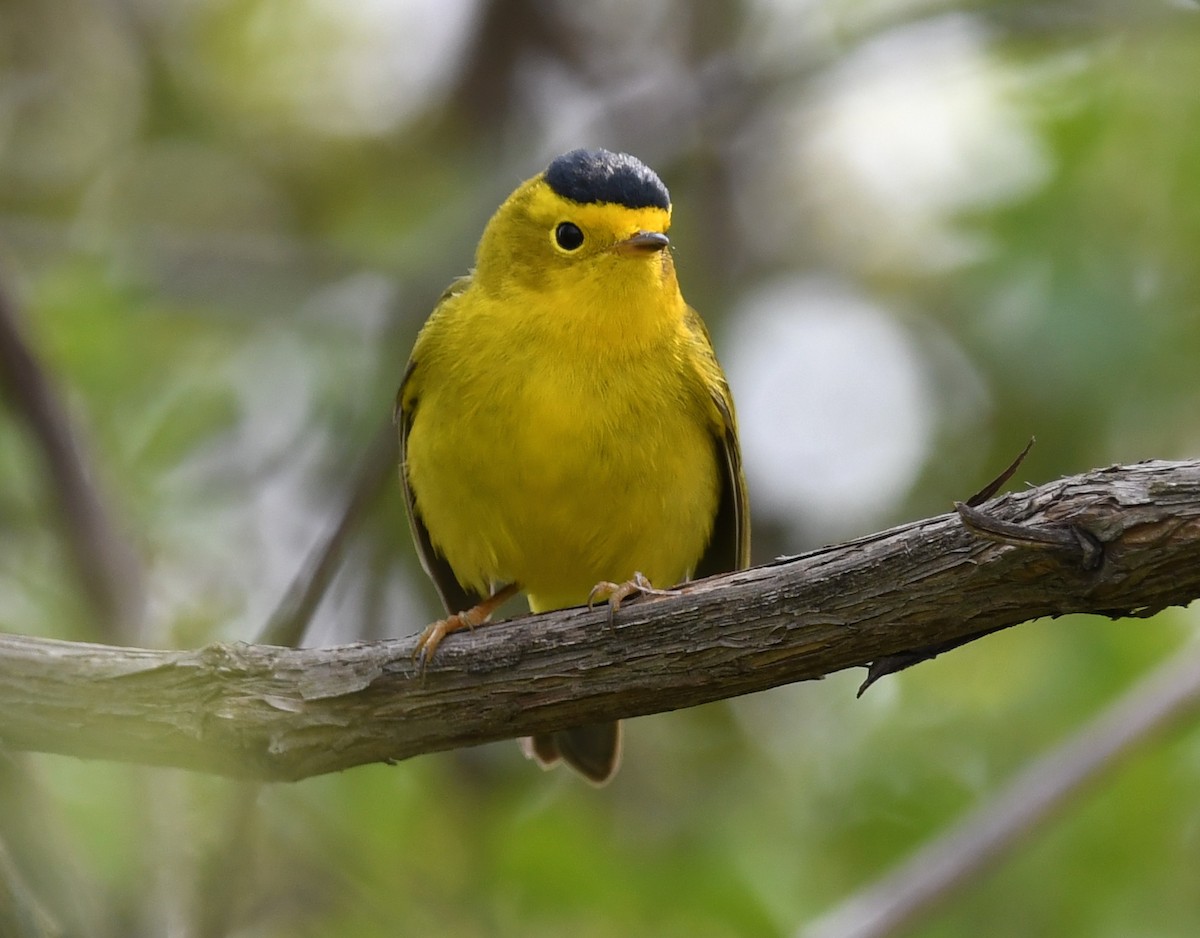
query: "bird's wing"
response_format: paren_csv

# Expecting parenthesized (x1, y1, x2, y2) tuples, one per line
(684, 307, 751, 577)
(394, 277, 484, 615)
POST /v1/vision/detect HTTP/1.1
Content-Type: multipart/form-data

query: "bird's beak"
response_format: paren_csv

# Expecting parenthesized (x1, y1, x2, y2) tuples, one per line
(614, 230, 670, 255)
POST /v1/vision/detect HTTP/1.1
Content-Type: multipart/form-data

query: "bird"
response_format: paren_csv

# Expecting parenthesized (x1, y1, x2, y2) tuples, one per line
(395, 148, 749, 785)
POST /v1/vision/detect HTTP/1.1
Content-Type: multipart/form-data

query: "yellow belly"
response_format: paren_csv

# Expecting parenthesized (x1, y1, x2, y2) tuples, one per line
(405, 351, 720, 612)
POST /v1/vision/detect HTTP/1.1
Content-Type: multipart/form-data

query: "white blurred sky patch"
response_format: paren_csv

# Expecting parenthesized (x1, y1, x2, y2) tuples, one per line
(723, 11, 1057, 543)
(303, 0, 480, 136)
(179, 0, 480, 137)
(739, 12, 1051, 274)
(725, 276, 934, 540)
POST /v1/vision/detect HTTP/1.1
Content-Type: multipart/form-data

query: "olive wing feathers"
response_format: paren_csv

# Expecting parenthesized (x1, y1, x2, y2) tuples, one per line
(685, 306, 751, 578)
(395, 278, 484, 616)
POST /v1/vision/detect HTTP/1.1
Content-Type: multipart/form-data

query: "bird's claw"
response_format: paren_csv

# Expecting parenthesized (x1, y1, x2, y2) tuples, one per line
(588, 572, 672, 626)
(411, 612, 470, 672)
(410, 582, 520, 674)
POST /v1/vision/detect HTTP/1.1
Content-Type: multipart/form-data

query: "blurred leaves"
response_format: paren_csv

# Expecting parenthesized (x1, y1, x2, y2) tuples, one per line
(2, 0, 1200, 935)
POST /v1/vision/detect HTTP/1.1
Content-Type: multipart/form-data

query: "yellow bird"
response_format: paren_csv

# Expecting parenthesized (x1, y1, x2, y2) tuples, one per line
(396, 149, 749, 785)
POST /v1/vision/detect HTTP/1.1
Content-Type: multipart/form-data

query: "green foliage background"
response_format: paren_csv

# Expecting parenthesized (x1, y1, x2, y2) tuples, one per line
(2, 1, 1199, 935)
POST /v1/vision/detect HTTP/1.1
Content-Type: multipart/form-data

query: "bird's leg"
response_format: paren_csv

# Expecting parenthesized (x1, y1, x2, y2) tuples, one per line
(413, 582, 520, 668)
(588, 571, 673, 626)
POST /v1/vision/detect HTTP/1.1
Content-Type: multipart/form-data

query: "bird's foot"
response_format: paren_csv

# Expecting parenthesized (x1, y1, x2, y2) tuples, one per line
(588, 572, 672, 625)
(411, 610, 479, 668)
(412, 582, 518, 670)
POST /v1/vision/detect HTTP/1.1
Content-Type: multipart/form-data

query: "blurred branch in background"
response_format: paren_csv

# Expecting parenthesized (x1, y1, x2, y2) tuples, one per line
(803, 641, 1200, 938)
(0, 279, 144, 642)
(256, 419, 399, 649)
(0, 837, 60, 938)
(1, 459, 1197, 781)
(0, 749, 108, 938)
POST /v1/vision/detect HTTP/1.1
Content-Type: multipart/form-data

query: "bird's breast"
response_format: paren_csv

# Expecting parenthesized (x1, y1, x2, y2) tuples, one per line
(407, 336, 720, 611)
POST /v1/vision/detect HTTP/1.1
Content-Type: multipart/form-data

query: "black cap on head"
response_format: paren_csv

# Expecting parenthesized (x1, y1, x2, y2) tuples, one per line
(545, 149, 670, 210)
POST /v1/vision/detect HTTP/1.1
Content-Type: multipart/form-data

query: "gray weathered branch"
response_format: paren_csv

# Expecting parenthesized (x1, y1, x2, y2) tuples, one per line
(2, 460, 1199, 782)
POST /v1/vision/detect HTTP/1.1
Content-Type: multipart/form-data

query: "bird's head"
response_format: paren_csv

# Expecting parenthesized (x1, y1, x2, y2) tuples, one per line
(475, 149, 678, 306)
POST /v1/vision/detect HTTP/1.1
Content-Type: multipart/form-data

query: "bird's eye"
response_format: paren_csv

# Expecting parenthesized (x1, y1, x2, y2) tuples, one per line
(554, 222, 584, 251)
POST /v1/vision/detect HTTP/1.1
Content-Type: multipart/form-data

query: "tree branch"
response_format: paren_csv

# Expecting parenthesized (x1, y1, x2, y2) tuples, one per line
(2, 459, 1199, 782)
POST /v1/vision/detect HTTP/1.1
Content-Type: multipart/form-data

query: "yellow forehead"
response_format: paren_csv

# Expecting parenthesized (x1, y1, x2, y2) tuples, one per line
(527, 179, 672, 237)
